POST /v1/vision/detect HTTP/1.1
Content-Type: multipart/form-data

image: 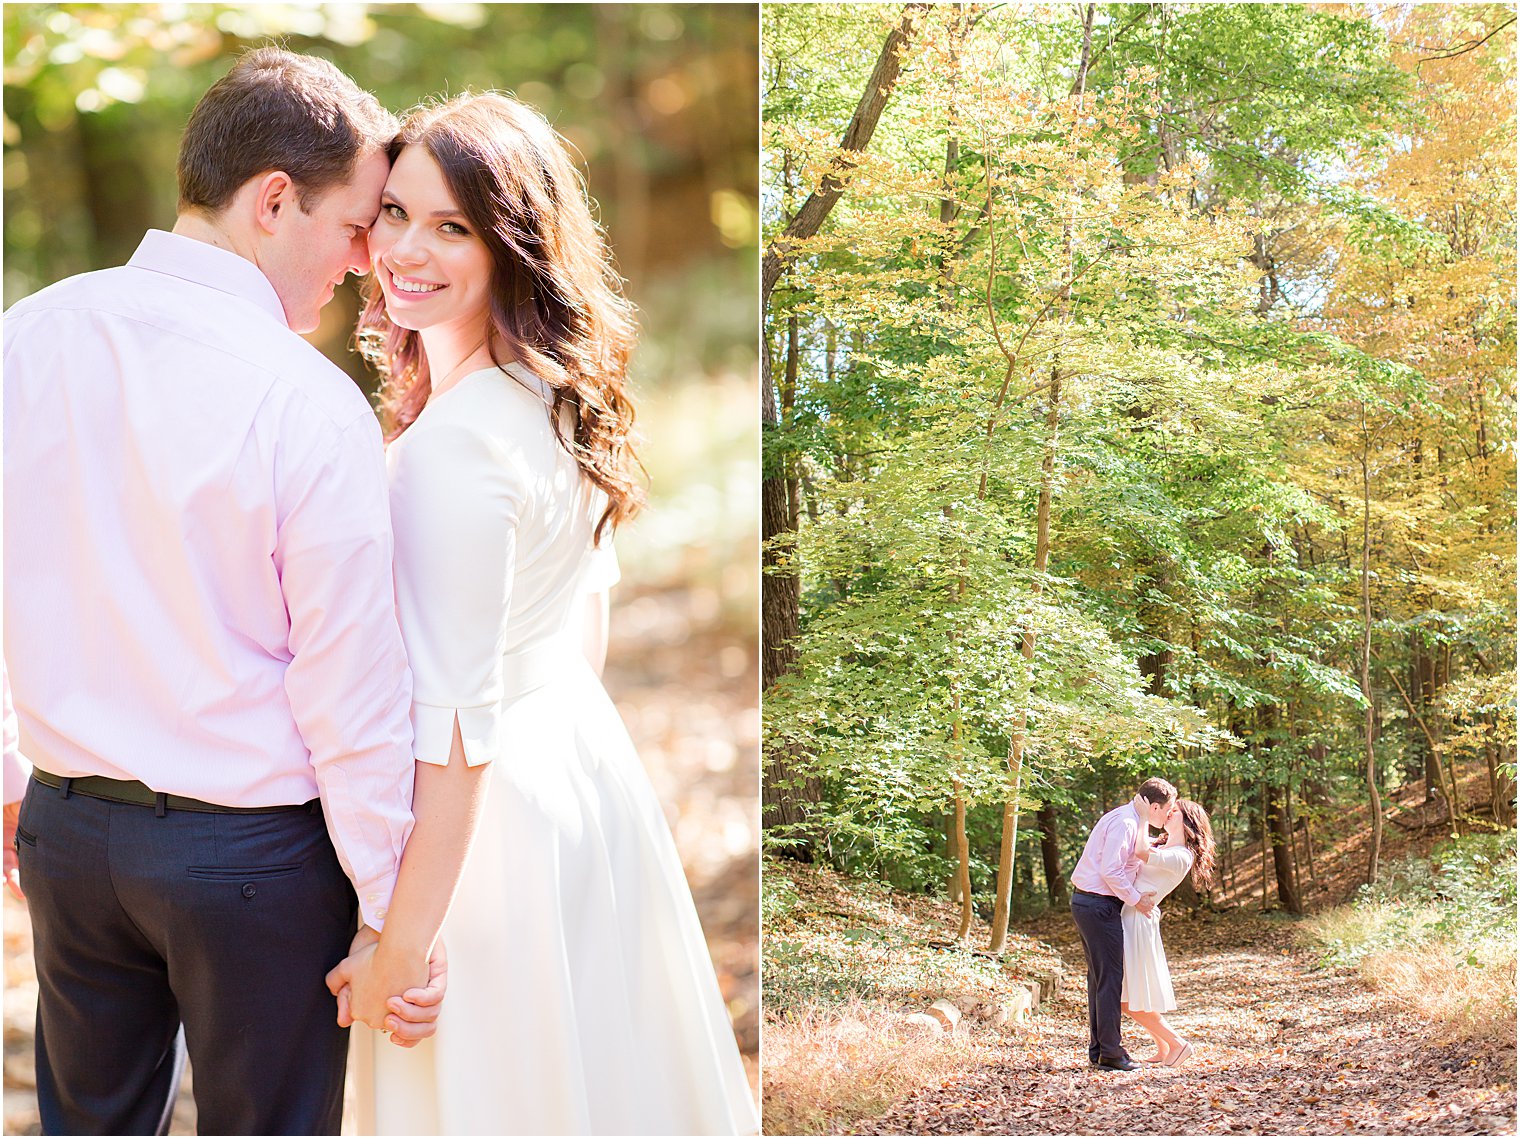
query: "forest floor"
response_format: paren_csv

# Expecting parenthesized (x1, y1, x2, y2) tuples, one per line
(765, 768, 1516, 1136)
(2, 575, 759, 1135)
(858, 907, 1515, 1135)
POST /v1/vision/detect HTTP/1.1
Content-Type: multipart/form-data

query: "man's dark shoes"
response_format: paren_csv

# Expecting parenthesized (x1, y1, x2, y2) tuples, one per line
(1091, 1056, 1140, 1072)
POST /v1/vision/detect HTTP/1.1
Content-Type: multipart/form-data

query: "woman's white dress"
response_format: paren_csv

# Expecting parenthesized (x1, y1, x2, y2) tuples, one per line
(349, 364, 757, 1135)
(1119, 844, 1194, 1014)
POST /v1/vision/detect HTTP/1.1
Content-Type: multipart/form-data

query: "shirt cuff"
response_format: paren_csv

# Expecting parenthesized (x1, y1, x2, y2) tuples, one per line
(353, 872, 398, 931)
(1102, 873, 1142, 906)
(411, 701, 499, 767)
(3, 751, 32, 806)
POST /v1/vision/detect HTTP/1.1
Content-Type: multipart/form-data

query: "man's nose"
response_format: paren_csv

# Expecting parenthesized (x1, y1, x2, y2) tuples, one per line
(349, 233, 372, 276)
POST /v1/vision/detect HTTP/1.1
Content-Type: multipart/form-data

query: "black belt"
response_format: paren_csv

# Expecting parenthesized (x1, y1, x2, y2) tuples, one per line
(32, 769, 318, 816)
(1072, 887, 1117, 901)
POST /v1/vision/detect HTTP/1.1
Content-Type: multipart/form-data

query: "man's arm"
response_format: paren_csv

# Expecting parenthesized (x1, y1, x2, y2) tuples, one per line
(1097, 813, 1145, 906)
(3, 663, 28, 901)
(325, 418, 522, 1038)
(275, 414, 416, 932)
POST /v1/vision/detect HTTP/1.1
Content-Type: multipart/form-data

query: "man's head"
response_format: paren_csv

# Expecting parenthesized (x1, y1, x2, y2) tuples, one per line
(176, 48, 397, 332)
(1136, 776, 1178, 828)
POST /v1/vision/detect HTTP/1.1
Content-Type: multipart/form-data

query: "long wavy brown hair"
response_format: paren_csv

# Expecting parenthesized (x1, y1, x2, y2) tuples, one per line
(358, 93, 642, 540)
(1176, 799, 1216, 892)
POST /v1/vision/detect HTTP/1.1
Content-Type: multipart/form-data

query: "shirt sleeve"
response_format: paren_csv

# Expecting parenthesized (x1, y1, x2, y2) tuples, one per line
(388, 418, 524, 768)
(2, 663, 30, 805)
(1099, 814, 1144, 905)
(276, 413, 416, 930)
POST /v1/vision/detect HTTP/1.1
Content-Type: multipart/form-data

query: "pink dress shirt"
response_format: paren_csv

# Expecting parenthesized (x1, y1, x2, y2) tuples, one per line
(3, 230, 415, 928)
(2, 665, 26, 804)
(1070, 798, 1146, 905)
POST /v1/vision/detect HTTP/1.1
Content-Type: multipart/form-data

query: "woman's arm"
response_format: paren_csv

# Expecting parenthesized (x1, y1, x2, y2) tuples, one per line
(580, 588, 610, 677)
(329, 717, 491, 1032)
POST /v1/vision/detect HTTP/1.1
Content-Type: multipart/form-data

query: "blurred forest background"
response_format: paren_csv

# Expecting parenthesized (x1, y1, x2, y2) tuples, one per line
(3, 3, 759, 1131)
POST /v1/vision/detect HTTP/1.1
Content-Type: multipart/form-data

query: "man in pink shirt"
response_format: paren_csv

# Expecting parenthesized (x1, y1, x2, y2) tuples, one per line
(1069, 777, 1177, 1071)
(4, 49, 436, 1134)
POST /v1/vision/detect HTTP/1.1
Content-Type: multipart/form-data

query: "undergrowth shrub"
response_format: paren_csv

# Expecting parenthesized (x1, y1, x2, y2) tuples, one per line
(1300, 831, 1517, 1044)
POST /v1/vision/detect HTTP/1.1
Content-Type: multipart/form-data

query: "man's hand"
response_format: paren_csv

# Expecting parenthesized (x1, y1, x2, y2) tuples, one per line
(327, 928, 445, 1047)
(3, 802, 22, 901)
(1135, 891, 1157, 916)
(330, 924, 380, 1028)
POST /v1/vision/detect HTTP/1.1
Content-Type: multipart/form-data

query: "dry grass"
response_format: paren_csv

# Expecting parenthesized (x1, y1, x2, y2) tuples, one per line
(1299, 899, 1443, 951)
(1359, 940, 1518, 1047)
(1301, 901, 1517, 1048)
(762, 1000, 983, 1136)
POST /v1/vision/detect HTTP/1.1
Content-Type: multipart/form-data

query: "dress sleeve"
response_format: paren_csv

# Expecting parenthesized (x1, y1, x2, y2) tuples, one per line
(1154, 845, 1194, 893)
(582, 537, 620, 592)
(389, 418, 525, 767)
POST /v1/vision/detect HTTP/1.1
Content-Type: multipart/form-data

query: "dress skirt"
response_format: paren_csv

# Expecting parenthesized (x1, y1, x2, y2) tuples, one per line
(1119, 903, 1175, 1013)
(350, 639, 757, 1135)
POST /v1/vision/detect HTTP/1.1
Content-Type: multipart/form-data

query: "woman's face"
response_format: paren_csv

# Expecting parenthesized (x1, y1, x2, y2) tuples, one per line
(1163, 808, 1186, 847)
(368, 144, 494, 339)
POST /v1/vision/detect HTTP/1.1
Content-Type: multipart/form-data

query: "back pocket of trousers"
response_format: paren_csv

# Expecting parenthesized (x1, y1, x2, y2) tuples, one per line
(186, 863, 302, 881)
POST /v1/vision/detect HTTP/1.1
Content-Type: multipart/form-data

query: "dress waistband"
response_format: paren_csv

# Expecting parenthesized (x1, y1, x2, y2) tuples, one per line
(500, 634, 584, 702)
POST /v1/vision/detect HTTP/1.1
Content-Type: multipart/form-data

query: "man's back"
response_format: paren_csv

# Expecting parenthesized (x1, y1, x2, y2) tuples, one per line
(4, 229, 410, 812)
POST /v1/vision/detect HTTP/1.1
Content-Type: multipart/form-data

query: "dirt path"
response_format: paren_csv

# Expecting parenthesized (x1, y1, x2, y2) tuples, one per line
(859, 911, 1516, 1136)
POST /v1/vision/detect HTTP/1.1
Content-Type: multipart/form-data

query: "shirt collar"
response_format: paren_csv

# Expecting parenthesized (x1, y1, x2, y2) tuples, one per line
(127, 230, 289, 328)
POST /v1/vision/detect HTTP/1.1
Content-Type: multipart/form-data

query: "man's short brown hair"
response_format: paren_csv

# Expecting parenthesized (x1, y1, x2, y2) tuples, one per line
(177, 47, 396, 213)
(1137, 777, 1177, 806)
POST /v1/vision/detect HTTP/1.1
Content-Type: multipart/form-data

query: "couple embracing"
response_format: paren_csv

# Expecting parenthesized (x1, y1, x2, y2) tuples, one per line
(3, 49, 756, 1135)
(1071, 777, 1216, 1072)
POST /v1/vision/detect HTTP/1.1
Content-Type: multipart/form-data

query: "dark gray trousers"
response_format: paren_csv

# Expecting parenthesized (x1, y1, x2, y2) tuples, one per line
(1070, 891, 1129, 1064)
(16, 776, 357, 1135)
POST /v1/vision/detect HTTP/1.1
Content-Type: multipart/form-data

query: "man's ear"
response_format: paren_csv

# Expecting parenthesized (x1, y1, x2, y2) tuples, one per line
(252, 170, 297, 236)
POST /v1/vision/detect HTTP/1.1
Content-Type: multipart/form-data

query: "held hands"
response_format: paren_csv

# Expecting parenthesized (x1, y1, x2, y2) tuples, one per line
(1135, 890, 1158, 916)
(325, 926, 448, 1047)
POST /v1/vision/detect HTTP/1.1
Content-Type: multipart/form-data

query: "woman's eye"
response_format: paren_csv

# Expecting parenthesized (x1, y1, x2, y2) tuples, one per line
(442, 222, 469, 236)
(382, 204, 406, 221)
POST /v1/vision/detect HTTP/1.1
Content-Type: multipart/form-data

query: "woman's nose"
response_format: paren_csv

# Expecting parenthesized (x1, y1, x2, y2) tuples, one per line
(389, 226, 426, 266)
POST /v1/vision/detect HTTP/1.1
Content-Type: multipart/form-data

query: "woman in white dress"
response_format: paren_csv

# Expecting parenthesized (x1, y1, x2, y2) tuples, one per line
(1120, 798, 1215, 1067)
(328, 93, 757, 1135)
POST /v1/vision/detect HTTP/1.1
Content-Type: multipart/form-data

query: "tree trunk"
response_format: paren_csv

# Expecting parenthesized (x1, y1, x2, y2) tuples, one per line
(988, 365, 1061, 952)
(952, 777, 973, 942)
(1039, 800, 1066, 906)
(1220, 771, 1235, 895)
(759, 1, 925, 867)
(1260, 778, 1271, 911)
(1359, 413, 1383, 885)
(760, 325, 818, 852)
(760, 2, 927, 303)
(989, 7, 1092, 950)
(1266, 782, 1302, 914)
(1299, 814, 1320, 894)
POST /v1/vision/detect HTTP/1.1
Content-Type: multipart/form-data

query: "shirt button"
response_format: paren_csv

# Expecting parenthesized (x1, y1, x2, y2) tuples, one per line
(241, 883, 257, 899)
(375, 907, 388, 920)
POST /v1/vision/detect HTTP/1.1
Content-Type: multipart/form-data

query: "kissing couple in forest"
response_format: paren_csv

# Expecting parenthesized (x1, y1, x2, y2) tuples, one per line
(3, 47, 756, 1135)
(1070, 777, 1217, 1072)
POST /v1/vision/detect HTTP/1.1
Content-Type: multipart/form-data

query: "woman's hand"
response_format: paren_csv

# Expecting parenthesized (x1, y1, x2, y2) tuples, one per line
(326, 927, 430, 1034)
